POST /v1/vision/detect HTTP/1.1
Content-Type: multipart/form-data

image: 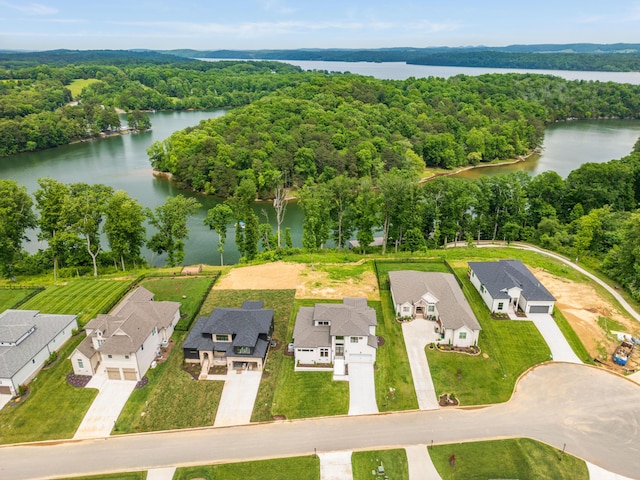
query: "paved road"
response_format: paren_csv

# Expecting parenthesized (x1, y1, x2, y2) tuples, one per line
(2, 363, 639, 480)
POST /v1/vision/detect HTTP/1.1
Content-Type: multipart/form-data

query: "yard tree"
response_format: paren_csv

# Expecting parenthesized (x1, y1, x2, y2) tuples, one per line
(404, 227, 426, 259)
(0, 180, 36, 279)
(68, 182, 114, 277)
(299, 183, 331, 250)
(352, 179, 380, 254)
(104, 190, 146, 271)
(147, 195, 199, 267)
(34, 178, 73, 281)
(326, 175, 357, 250)
(228, 178, 257, 257)
(243, 211, 260, 260)
(204, 203, 233, 266)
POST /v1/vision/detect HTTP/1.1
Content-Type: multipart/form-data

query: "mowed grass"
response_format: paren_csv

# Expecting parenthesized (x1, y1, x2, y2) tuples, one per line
(67, 78, 100, 98)
(0, 288, 38, 310)
(174, 456, 319, 480)
(352, 449, 409, 480)
(425, 266, 550, 405)
(430, 438, 588, 480)
(57, 473, 146, 480)
(21, 279, 133, 326)
(114, 331, 224, 434)
(269, 299, 348, 420)
(374, 297, 417, 411)
(316, 261, 374, 281)
(0, 336, 98, 444)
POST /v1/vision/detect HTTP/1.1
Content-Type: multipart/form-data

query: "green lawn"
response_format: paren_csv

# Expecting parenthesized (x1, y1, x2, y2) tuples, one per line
(352, 449, 408, 480)
(374, 260, 451, 284)
(0, 335, 98, 444)
(67, 78, 100, 98)
(174, 456, 319, 480)
(20, 279, 133, 325)
(425, 266, 550, 405)
(114, 332, 224, 434)
(553, 309, 592, 363)
(0, 288, 38, 310)
(430, 438, 588, 480)
(58, 473, 146, 480)
(374, 297, 418, 411)
(316, 261, 374, 281)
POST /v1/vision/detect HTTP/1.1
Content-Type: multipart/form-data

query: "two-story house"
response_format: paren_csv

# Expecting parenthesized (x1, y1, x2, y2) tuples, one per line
(183, 300, 274, 375)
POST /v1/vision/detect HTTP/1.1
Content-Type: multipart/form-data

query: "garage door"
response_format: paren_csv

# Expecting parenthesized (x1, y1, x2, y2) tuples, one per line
(0, 385, 12, 395)
(529, 305, 550, 314)
(122, 368, 138, 381)
(350, 354, 372, 364)
(106, 368, 121, 380)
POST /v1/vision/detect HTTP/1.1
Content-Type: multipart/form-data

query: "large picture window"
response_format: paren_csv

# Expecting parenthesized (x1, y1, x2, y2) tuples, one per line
(320, 348, 329, 357)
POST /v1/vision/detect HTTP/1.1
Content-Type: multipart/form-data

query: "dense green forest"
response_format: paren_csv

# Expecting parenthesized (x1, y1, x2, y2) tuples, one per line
(149, 73, 640, 197)
(173, 44, 640, 72)
(0, 52, 303, 156)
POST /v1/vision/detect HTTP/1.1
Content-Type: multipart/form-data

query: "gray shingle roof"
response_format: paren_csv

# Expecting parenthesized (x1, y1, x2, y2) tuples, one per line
(468, 260, 556, 302)
(389, 271, 481, 331)
(293, 298, 377, 348)
(0, 310, 77, 378)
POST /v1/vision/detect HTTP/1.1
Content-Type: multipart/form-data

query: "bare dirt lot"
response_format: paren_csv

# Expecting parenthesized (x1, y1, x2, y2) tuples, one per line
(534, 268, 640, 372)
(213, 261, 379, 300)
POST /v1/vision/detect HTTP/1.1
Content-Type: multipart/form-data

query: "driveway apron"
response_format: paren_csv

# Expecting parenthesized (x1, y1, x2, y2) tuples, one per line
(347, 361, 378, 415)
(402, 320, 440, 410)
(74, 374, 136, 439)
(146, 467, 176, 480)
(213, 369, 261, 427)
(319, 451, 353, 480)
(528, 313, 582, 364)
(405, 444, 441, 479)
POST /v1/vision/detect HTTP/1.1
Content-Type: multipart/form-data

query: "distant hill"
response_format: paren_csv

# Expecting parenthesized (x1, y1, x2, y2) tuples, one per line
(0, 49, 192, 68)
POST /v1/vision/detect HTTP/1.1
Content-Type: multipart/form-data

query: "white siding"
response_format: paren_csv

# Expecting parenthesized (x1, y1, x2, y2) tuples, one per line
(295, 347, 321, 365)
(70, 350, 96, 376)
(469, 270, 496, 312)
(11, 346, 50, 392)
(136, 332, 160, 379)
(101, 354, 141, 380)
(345, 336, 377, 364)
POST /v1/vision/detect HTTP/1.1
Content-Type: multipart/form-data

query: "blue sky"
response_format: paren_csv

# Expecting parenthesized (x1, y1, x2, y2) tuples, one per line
(2, 0, 640, 51)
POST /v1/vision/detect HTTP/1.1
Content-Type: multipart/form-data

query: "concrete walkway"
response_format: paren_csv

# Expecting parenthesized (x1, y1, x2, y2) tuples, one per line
(74, 374, 136, 439)
(146, 467, 176, 480)
(347, 362, 378, 415)
(319, 451, 353, 480)
(405, 445, 441, 479)
(213, 369, 262, 427)
(528, 313, 583, 364)
(402, 320, 440, 410)
(588, 462, 636, 480)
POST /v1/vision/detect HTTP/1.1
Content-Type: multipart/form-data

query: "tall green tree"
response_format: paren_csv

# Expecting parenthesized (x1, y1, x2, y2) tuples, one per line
(353, 179, 381, 253)
(326, 175, 358, 250)
(147, 195, 199, 267)
(204, 203, 233, 266)
(104, 190, 146, 271)
(299, 183, 331, 250)
(34, 178, 70, 281)
(0, 180, 36, 278)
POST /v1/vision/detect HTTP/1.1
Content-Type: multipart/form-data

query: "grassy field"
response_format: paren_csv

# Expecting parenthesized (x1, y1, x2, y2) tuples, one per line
(430, 438, 588, 479)
(174, 456, 319, 480)
(0, 288, 39, 310)
(20, 279, 133, 325)
(352, 449, 408, 480)
(426, 266, 550, 405)
(0, 336, 98, 444)
(315, 261, 374, 281)
(67, 78, 100, 98)
(114, 331, 224, 434)
(58, 473, 146, 480)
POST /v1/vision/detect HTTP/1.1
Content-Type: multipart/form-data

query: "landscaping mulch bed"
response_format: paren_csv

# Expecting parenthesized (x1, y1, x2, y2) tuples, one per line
(5, 388, 30, 407)
(156, 339, 176, 363)
(66, 372, 92, 388)
(377, 336, 386, 347)
(135, 376, 149, 389)
(436, 344, 481, 356)
(439, 394, 459, 407)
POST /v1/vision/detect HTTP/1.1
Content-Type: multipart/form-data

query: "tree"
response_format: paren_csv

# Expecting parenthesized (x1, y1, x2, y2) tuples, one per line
(104, 190, 146, 271)
(272, 178, 288, 248)
(243, 211, 260, 260)
(204, 203, 234, 266)
(353, 179, 381, 254)
(404, 227, 426, 259)
(299, 183, 331, 250)
(147, 195, 199, 267)
(0, 180, 36, 278)
(67, 183, 114, 277)
(126, 110, 151, 131)
(34, 178, 70, 281)
(326, 175, 357, 250)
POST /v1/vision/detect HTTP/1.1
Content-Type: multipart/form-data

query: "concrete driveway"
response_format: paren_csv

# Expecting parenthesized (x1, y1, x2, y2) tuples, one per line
(405, 445, 441, 479)
(528, 313, 582, 364)
(74, 374, 136, 439)
(0, 393, 11, 410)
(347, 361, 378, 416)
(402, 320, 440, 410)
(319, 451, 353, 480)
(213, 369, 261, 427)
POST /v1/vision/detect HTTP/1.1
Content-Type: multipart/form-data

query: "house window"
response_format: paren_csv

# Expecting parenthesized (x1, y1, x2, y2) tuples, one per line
(97, 339, 105, 346)
(350, 337, 359, 343)
(108, 354, 113, 359)
(402, 306, 410, 313)
(320, 348, 329, 358)
(427, 305, 435, 313)
(235, 346, 251, 355)
(124, 355, 130, 360)
(336, 336, 344, 340)
(459, 332, 467, 340)
(498, 302, 504, 310)
(152, 327, 158, 336)
(481, 285, 486, 293)
(316, 321, 330, 326)
(216, 334, 229, 342)
(77, 359, 84, 369)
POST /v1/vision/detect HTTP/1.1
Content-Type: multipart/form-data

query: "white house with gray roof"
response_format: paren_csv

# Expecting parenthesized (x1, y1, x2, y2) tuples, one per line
(292, 298, 378, 373)
(0, 310, 77, 396)
(389, 271, 481, 348)
(70, 286, 180, 381)
(468, 260, 556, 315)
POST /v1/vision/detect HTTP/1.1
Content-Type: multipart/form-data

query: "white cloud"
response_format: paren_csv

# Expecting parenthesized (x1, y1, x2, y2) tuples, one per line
(0, 1, 58, 15)
(255, 0, 296, 15)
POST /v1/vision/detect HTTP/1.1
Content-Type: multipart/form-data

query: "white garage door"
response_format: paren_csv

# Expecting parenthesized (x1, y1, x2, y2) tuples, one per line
(350, 354, 372, 364)
(529, 305, 551, 314)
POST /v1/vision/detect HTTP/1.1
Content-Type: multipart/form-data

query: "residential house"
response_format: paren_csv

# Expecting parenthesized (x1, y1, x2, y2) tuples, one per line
(292, 298, 378, 373)
(0, 309, 77, 396)
(70, 286, 180, 381)
(183, 301, 274, 373)
(468, 260, 556, 315)
(389, 271, 481, 348)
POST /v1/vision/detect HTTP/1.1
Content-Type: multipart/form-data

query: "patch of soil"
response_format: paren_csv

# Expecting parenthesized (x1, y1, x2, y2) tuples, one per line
(6, 388, 30, 407)
(135, 376, 148, 389)
(534, 269, 640, 373)
(270, 339, 281, 350)
(156, 338, 176, 363)
(273, 415, 286, 420)
(377, 336, 386, 347)
(66, 372, 92, 388)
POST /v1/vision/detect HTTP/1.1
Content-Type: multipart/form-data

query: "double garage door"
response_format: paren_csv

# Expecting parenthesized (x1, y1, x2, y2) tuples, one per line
(106, 368, 138, 381)
(529, 305, 551, 314)
(349, 354, 373, 364)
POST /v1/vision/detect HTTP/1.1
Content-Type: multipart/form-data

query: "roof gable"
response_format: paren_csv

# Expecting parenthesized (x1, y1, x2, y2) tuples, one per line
(469, 260, 555, 302)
